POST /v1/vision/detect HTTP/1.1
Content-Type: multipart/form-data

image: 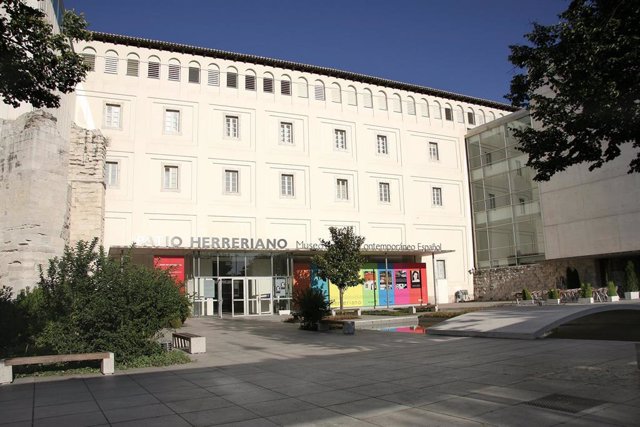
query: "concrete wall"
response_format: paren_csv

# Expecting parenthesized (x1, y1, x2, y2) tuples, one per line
(473, 258, 600, 301)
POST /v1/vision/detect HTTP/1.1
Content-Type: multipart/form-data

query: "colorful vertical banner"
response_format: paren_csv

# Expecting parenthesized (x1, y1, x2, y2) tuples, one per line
(311, 264, 330, 304)
(393, 266, 410, 305)
(377, 263, 394, 306)
(361, 263, 377, 307)
(154, 256, 185, 293)
(293, 262, 311, 290)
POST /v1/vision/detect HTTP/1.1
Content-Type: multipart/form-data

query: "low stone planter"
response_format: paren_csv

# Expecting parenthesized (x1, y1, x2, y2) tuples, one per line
(609, 296, 620, 302)
(625, 291, 639, 300)
(547, 298, 561, 305)
(578, 297, 594, 304)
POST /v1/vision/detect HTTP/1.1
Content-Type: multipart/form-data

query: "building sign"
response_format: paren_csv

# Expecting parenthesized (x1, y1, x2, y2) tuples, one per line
(135, 235, 442, 252)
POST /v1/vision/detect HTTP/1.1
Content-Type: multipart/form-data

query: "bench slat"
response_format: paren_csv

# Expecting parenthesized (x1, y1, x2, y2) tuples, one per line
(5, 353, 111, 366)
(173, 332, 201, 339)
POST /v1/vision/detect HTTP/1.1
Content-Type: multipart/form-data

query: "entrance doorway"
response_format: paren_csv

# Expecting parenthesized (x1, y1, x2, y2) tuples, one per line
(219, 277, 273, 317)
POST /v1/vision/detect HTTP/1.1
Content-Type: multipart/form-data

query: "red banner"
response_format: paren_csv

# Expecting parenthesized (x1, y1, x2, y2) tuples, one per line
(154, 256, 185, 293)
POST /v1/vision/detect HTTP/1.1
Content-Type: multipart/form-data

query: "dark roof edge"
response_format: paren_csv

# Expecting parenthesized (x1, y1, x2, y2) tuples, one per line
(90, 31, 517, 112)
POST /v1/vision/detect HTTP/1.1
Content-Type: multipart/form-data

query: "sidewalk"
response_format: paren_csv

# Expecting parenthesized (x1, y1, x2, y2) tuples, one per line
(2, 316, 639, 426)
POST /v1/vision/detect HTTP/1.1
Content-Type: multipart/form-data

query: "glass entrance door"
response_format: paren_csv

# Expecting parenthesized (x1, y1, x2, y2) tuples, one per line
(232, 278, 245, 316)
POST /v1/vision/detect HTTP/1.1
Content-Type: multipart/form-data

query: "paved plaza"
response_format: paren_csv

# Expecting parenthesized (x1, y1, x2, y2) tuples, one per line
(1, 316, 639, 426)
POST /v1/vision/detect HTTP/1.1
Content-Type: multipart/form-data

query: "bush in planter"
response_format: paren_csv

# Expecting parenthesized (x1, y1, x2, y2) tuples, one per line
(607, 281, 618, 297)
(580, 283, 593, 299)
(292, 286, 331, 330)
(547, 288, 560, 300)
(625, 261, 639, 293)
(522, 288, 533, 300)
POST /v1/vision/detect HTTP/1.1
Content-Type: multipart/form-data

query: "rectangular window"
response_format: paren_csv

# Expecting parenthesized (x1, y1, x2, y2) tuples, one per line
(484, 152, 492, 166)
(378, 182, 390, 203)
(168, 64, 180, 81)
(148, 61, 160, 79)
(227, 72, 238, 88)
(376, 135, 388, 155)
(81, 53, 95, 71)
(224, 169, 239, 194)
(188, 67, 200, 83)
(334, 129, 347, 150)
(336, 179, 349, 201)
(467, 112, 476, 125)
(429, 142, 439, 161)
(519, 197, 526, 214)
(163, 165, 179, 190)
(280, 174, 294, 197)
(432, 187, 443, 206)
(225, 115, 239, 138)
(436, 260, 447, 280)
(281, 80, 292, 96)
(444, 107, 453, 121)
(163, 109, 180, 134)
(207, 69, 220, 86)
(516, 159, 523, 176)
(104, 56, 118, 74)
(104, 103, 121, 129)
(245, 75, 256, 91)
(314, 84, 325, 101)
(104, 161, 119, 187)
(280, 122, 293, 145)
(126, 58, 139, 77)
(488, 193, 496, 210)
(263, 77, 274, 93)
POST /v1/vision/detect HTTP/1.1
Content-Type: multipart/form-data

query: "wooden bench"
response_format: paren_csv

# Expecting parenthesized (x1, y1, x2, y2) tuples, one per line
(331, 308, 361, 316)
(172, 332, 206, 354)
(0, 352, 114, 385)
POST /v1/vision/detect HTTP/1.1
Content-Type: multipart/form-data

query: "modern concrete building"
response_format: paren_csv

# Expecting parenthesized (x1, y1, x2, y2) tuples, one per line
(466, 111, 640, 300)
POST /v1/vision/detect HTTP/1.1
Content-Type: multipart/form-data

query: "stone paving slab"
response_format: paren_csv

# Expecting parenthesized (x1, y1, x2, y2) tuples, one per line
(427, 302, 640, 339)
(1, 316, 639, 426)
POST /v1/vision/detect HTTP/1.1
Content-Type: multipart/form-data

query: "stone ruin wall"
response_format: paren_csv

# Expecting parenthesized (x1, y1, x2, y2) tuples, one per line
(473, 258, 600, 301)
(0, 111, 106, 295)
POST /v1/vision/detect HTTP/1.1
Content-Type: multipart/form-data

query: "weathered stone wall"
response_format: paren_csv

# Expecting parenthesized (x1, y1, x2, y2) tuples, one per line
(0, 112, 106, 295)
(473, 258, 600, 301)
(68, 125, 106, 245)
(0, 112, 70, 293)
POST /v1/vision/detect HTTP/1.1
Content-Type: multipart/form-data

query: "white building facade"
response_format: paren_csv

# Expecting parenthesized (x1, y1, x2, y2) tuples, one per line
(71, 33, 513, 313)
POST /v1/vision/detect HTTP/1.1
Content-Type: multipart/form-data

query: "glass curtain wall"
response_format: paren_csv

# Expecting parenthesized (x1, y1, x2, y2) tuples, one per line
(466, 113, 545, 269)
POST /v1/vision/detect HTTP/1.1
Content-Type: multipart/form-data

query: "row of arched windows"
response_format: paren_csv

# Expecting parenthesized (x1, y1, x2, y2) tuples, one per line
(82, 46, 504, 125)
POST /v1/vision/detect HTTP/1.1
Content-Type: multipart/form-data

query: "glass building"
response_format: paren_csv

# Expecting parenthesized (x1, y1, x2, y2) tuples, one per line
(465, 111, 545, 269)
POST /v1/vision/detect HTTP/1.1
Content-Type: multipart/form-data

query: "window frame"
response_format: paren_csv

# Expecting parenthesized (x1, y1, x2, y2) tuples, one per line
(162, 164, 180, 192)
(376, 135, 388, 155)
(378, 181, 391, 203)
(280, 173, 295, 198)
(188, 66, 200, 84)
(223, 169, 240, 195)
(226, 71, 238, 88)
(467, 112, 476, 125)
(224, 115, 240, 139)
(336, 178, 349, 201)
(163, 108, 181, 135)
(104, 160, 120, 188)
(444, 107, 453, 121)
(334, 129, 347, 151)
(429, 142, 440, 161)
(263, 76, 274, 93)
(488, 193, 496, 210)
(103, 102, 122, 129)
(432, 186, 443, 207)
(279, 122, 294, 145)
(126, 57, 139, 77)
(436, 260, 447, 280)
(147, 60, 160, 79)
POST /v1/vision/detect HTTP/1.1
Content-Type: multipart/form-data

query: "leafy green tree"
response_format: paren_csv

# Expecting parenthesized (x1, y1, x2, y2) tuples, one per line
(0, 0, 90, 108)
(507, 0, 640, 181)
(625, 261, 639, 292)
(312, 227, 366, 312)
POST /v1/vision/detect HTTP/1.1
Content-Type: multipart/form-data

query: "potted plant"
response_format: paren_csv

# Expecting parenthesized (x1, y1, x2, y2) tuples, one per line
(624, 261, 639, 300)
(578, 283, 594, 304)
(607, 281, 619, 302)
(521, 288, 533, 304)
(547, 288, 561, 304)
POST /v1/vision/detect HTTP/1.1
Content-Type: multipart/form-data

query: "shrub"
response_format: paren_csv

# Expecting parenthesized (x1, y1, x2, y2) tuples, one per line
(25, 239, 190, 363)
(580, 283, 593, 298)
(547, 288, 560, 300)
(292, 286, 331, 330)
(522, 288, 533, 300)
(625, 261, 639, 292)
(607, 281, 618, 297)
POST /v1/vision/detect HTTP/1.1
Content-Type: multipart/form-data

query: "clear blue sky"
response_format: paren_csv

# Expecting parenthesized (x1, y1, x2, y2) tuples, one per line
(63, 0, 566, 104)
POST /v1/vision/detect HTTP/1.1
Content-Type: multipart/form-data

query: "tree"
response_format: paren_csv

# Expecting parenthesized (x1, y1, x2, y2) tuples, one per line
(312, 227, 366, 312)
(506, 0, 640, 181)
(0, 0, 90, 108)
(625, 261, 639, 293)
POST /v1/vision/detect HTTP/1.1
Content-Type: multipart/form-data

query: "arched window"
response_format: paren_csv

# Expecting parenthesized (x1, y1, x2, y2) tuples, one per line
(363, 88, 373, 108)
(147, 55, 160, 79)
(467, 108, 476, 125)
(498, 112, 505, 118)
(331, 82, 342, 103)
(420, 98, 429, 117)
(126, 53, 139, 77)
(377, 91, 388, 110)
(432, 101, 442, 119)
(281, 74, 292, 96)
(456, 105, 465, 123)
(488, 111, 496, 122)
(478, 109, 486, 125)
(392, 93, 402, 113)
(444, 103, 454, 121)
(263, 72, 274, 93)
(297, 77, 308, 98)
(346, 85, 357, 106)
(244, 69, 256, 90)
(314, 80, 325, 101)
(168, 58, 181, 82)
(188, 61, 200, 84)
(406, 96, 416, 115)
(226, 66, 238, 88)
(104, 50, 118, 74)
(81, 47, 96, 71)
(207, 63, 220, 86)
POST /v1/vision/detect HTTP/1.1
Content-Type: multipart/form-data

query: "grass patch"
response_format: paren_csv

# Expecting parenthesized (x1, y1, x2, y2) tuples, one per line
(323, 314, 359, 320)
(13, 350, 191, 379)
(418, 309, 477, 319)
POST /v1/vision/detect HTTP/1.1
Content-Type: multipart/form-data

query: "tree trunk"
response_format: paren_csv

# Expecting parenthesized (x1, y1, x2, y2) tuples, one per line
(339, 288, 344, 312)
